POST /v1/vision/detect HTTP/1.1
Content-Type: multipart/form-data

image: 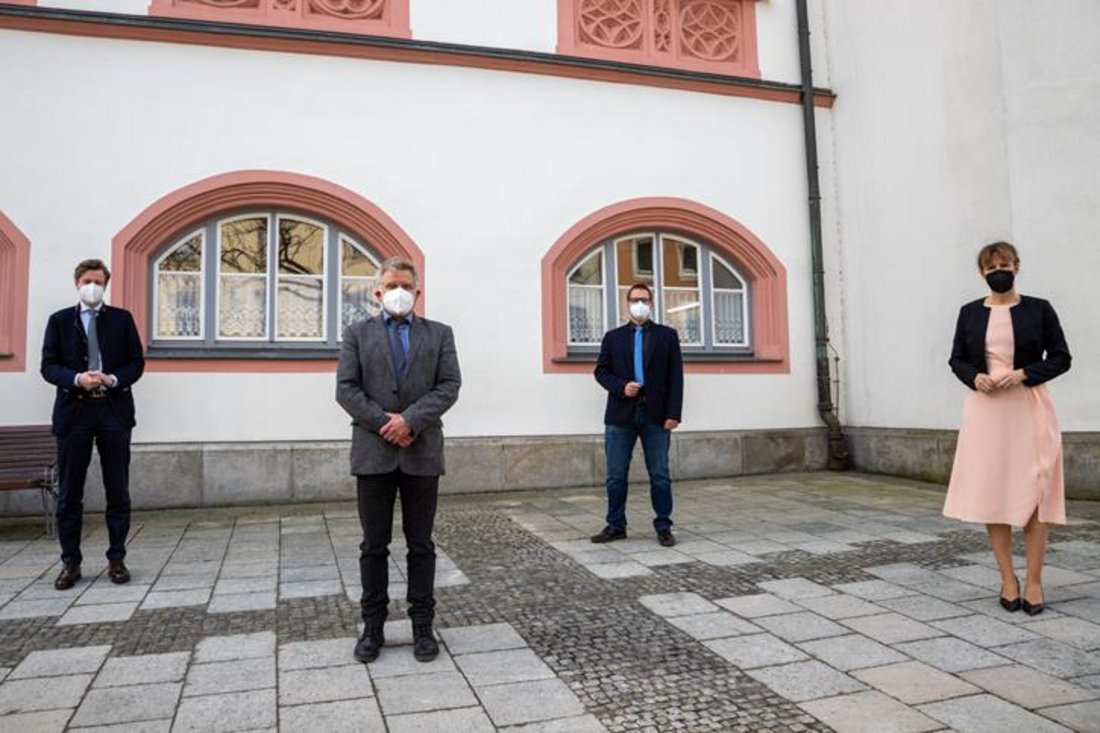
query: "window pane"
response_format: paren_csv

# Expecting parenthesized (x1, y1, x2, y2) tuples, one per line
(156, 273, 202, 338)
(342, 238, 378, 277)
(714, 291, 746, 344)
(568, 250, 602, 285)
(341, 279, 381, 331)
(160, 234, 202, 272)
(220, 217, 267, 274)
(712, 257, 744, 290)
(568, 285, 604, 344)
(278, 277, 324, 339)
(616, 236, 654, 322)
(219, 276, 266, 338)
(341, 237, 381, 332)
(662, 236, 701, 344)
(279, 219, 324, 275)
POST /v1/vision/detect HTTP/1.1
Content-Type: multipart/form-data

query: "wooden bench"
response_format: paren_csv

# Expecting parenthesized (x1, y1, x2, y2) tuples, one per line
(0, 425, 58, 536)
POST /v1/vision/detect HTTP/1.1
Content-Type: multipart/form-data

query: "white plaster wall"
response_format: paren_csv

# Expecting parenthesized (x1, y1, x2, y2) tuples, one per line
(755, 0, 834, 107)
(37, 0, 150, 13)
(0, 29, 820, 443)
(995, 0, 1100, 430)
(824, 0, 1098, 431)
(412, 0, 556, 53)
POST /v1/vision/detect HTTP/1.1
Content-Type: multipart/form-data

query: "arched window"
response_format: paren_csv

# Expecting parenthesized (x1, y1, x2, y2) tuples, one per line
(151, 211, 382, 348)
(566, 232, 750, 353)
(542, 197, 788, 374)
(0, 211, 31, 372)
(113, 170, 422, 371)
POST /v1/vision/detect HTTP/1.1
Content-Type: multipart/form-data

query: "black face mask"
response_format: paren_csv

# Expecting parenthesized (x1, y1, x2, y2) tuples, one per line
(985, 270, 1015, 293)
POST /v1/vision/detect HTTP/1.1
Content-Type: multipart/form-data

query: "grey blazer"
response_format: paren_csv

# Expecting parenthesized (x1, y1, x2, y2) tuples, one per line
(336, 314, 461, 476)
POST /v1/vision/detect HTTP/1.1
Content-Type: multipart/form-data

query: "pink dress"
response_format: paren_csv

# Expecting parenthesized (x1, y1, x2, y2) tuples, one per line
(944, 304, 1065, 526)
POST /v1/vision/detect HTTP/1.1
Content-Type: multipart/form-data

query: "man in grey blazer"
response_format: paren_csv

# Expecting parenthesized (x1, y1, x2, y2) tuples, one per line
(336, 257, 461, 663)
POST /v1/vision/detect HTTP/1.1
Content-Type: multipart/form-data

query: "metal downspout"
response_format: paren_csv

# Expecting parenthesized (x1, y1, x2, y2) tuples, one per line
(796, 0, 848, 470)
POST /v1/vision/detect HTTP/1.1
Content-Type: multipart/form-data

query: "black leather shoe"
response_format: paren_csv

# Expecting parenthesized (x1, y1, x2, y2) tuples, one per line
(590, 527, 627, 543)
(657, 530, 676, 547)
(413, 624, 439, 662)
(54, 564, 81, 591)
(108, 560, 131, 585)
(1022, 599, 1045, 616)
(999, 576, 1021, 612)
(353, 625, 385, 663)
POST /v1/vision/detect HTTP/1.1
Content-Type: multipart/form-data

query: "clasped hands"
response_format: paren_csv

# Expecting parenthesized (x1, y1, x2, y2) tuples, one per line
(379, 412, 413, 447)
(77, 371, 113, 390)
(974, 369, 1026, 393)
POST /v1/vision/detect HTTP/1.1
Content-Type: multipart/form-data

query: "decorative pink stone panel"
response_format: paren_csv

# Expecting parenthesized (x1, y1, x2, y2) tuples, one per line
(148, 0, 410, 38)
(558, 0, 759, 78)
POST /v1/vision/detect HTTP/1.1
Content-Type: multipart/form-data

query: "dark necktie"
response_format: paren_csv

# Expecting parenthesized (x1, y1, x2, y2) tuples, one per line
(389, 319, 409, 387)
(87, 311, 102, 372)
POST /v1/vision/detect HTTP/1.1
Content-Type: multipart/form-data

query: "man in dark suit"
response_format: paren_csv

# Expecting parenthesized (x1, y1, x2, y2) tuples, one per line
(592, 282, 684, 547)
(337, 257, 461, 664)
(41, 259, 145, 590)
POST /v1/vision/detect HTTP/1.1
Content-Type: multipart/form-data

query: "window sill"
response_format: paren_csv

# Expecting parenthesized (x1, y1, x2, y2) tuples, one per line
(0, 352, 13, 359)
(554, 351, 773, 364)
(547, 349, 787, 374)
(147, 345, 338, 360)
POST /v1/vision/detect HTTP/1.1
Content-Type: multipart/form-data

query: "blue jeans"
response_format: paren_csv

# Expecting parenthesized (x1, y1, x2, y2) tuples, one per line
(604, 408, 673, 532)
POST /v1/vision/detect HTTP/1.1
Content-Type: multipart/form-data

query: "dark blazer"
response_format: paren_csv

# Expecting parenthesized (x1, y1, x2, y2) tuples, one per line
(949, 295, 1071, 390)
(595, 321, 684, 426)
(336, 315, 461, 476)
(41, 304, 145, 437)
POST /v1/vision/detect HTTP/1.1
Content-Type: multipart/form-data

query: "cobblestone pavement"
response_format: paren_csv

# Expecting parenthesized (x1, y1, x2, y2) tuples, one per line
(1, 472, 1099, 732)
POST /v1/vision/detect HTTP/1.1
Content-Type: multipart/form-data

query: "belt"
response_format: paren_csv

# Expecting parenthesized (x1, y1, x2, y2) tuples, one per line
(83, 387, 109, 400)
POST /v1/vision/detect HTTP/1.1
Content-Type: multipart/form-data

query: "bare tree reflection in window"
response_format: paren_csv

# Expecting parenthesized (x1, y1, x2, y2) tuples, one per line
(341, 237, 380, 331)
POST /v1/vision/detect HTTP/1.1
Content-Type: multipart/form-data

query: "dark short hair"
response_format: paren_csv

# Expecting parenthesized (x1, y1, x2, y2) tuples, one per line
(74, 259, 111, 284)
(626, 282, 653, 301)
(976, 241, 1019, 270)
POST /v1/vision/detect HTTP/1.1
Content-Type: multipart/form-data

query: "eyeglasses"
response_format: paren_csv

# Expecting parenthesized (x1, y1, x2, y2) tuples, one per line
(627, 298, 651, 304)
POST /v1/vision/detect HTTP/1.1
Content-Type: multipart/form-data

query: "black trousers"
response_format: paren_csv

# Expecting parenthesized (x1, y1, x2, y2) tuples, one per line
(356, 470, 439, 625)
(56, 401, 132, 566)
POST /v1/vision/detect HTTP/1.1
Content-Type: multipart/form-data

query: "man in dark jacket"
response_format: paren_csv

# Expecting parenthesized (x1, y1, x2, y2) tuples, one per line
(592, 282, 684, 547)
(41, 259, 145, 590)
(336, 257, 461, 664)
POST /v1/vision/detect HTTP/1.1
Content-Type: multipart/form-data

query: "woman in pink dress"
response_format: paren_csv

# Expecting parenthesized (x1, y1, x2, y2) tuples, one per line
(944, 242, 1071, 616)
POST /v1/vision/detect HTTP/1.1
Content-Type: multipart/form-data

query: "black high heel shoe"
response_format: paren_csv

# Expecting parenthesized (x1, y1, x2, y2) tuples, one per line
(999, 577, 1021, 612)
(1022, 597, 1045, 616)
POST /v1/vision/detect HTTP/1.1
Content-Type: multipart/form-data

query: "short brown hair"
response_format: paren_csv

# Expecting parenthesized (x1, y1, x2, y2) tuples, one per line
(626, 282, 653, 301)
(976, 241, 1019, 270)
(74, 258, 111, 284)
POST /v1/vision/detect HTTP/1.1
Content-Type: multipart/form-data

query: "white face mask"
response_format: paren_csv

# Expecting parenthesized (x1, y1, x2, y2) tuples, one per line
(629, 301, 651, 321)
(78, 283, 104, 307)
(381, 287, 415, 317)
